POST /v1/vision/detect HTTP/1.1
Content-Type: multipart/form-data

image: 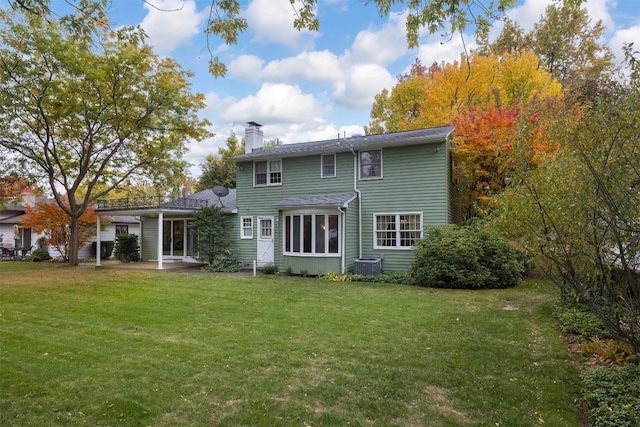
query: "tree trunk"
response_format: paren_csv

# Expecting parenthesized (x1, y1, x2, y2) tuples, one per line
(68, 215, 80, 266)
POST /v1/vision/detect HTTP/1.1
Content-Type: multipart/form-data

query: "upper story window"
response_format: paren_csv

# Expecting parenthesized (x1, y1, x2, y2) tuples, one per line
(254, 160, 282, 186)
(359, 149, 382, 179)
(374, 213, 422, 249)
(321, 154, 336, 178)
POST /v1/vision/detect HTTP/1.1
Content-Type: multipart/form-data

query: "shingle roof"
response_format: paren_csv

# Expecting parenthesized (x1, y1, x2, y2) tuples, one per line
(273, 193, 357, 208)
(186, 188, 237, 212)
(230, 126, 454, 161)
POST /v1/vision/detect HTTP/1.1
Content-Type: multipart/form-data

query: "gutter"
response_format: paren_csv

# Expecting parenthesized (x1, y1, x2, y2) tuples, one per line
(351, 148, 362, 259)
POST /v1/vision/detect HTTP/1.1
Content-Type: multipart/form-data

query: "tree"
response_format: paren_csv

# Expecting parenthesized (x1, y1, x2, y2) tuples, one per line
(490, 79, 640, 351)
(191, 206, 231, 264)
(0, 6, 211, 265)
(197, 133, 245, 191)
(0, 175, 33, 208)
(10, 0, 583, 77)
(477, 3, 615, 85)
(21, 201, 102, 261)
(368, 51, 562, 133)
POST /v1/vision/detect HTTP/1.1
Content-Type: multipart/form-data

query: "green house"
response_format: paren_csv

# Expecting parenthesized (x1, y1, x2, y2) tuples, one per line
(95, 123, 459, 273)
(229, 122, 459, 275)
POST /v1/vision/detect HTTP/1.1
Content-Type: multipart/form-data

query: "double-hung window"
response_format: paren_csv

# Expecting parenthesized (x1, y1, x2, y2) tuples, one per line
(284, 213, 340, 256)
(321, 154, 336, 178)
(374, 213, 422, 249)
(115, 225, 129, 235)
(240, 216, 253, 239)
(359, 149, 382, 179)
(254, 160, 282, 186)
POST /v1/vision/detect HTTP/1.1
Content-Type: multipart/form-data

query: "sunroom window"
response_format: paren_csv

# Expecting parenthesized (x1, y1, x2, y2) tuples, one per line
(284, 213, 339, 256)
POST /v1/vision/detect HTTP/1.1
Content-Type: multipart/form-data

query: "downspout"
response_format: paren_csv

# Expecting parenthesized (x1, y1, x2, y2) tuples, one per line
(338, 207, 346, 274)
(350, 148, 362, 258)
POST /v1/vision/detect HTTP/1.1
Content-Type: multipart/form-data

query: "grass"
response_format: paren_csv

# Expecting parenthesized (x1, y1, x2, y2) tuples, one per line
(0, 262, 582, 426)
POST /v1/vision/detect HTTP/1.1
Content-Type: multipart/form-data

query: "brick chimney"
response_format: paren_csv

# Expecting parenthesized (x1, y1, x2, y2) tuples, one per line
(20, 188, 36, 207)
(245, 121, 264, 153)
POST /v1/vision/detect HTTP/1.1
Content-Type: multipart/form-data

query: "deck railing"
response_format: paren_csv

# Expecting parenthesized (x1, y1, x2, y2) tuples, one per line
(96, 195, 208, 211)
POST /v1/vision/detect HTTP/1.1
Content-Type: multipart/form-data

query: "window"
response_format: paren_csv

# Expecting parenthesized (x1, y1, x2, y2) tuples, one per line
(254, 160, 282, 186)
(115, 225, 128, 235)
(284, 213, 339, 256)
(359, 149, 382, 179)
(374, 213, 422, 249)
(321, 154, 336, 178)
(240, 216, 253, 239)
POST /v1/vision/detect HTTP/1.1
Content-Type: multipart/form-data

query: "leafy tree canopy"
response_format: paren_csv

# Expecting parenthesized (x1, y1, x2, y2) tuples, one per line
(8, 0, 587, 77)
(0, 4, 211, 264)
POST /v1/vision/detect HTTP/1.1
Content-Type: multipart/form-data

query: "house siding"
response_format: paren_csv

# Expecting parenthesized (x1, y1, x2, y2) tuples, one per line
(357, 142, 449, 272)
(235, 152, 357, 273)
(141, 216, 158, 260)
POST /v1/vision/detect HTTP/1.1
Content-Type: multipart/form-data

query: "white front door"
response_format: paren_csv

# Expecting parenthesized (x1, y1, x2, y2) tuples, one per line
(257, 216, 274, 266)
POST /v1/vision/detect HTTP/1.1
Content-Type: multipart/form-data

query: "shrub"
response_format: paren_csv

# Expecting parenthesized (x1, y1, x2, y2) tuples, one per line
(113, 234, 140, 263)
(262, 263, 279, 274)
(410, 223, 527, 289)
(555, 305, 610, 340)
(583, 364, 640, 427)
(321, 271, 412, 284)
(27, 248, 52, 262)
(205, 250, 239, 273)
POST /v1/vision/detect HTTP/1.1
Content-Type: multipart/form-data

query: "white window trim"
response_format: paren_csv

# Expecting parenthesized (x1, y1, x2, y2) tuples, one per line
(253, 159, 283, 187)
(283, 210, 341, 257)
(373, 212, 423, 250)
(359, 148, 383, 180)
(321, 153, 336, 178)
(240, 216, 253, 239)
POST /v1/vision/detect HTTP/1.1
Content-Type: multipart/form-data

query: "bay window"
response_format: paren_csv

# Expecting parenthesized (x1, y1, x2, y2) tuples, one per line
(284, 212, 339, 256)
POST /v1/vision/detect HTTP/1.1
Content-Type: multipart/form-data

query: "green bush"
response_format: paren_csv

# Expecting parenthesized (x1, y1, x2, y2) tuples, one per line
(113, 234, 140, 263)
(205, 250, 239, 273)
(555, 304, 610, 339)
(410, 224, 527, 289)
(261, 263, 279, 274)
(583, 364, 640, 427)
(27, 248, 52, 262)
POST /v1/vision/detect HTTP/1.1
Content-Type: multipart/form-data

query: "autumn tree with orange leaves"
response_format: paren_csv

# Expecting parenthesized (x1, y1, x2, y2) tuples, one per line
(21, 202, 102, 261)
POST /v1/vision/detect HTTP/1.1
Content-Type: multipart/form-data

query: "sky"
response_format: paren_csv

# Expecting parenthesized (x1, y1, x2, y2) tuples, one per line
(20, 0, 640, 177)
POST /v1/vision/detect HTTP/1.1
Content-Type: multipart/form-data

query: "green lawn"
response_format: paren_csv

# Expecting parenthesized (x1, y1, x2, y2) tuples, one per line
(0, 262, 582, 426)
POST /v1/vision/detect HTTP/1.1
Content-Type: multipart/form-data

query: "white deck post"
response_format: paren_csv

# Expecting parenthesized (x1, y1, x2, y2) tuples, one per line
(96, 215, 101, 267)
(157, 212, 164, 269)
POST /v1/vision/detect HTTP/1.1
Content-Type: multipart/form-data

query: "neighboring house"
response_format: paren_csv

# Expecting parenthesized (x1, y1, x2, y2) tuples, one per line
(0, 191, 42, 257)
(95, 122, 459, 274)
(0, 191, 139, 260)
(229, 122, 459, 275)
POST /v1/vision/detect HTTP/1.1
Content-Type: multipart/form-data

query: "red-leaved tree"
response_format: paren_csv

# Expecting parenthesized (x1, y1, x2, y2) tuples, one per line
(21, 202, 99, 261)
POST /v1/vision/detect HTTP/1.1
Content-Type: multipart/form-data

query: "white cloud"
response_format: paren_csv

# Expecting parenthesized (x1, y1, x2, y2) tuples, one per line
(245, 0, 319, 50)
(345, 12, 409, 66)
(139, 0, 202, 55)
(416, 34, 473, 69)
(211, 83, 324, 124)
(261, 50, 343, 81)
(333, 64, 396, 110)
(227, 55, 266, 80)
(609, 25, 640, 65)
(228, 51, 342, 82)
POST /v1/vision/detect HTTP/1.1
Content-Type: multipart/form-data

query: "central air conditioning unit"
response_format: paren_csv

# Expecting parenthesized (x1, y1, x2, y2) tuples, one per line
(354, 258, 382, 275)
